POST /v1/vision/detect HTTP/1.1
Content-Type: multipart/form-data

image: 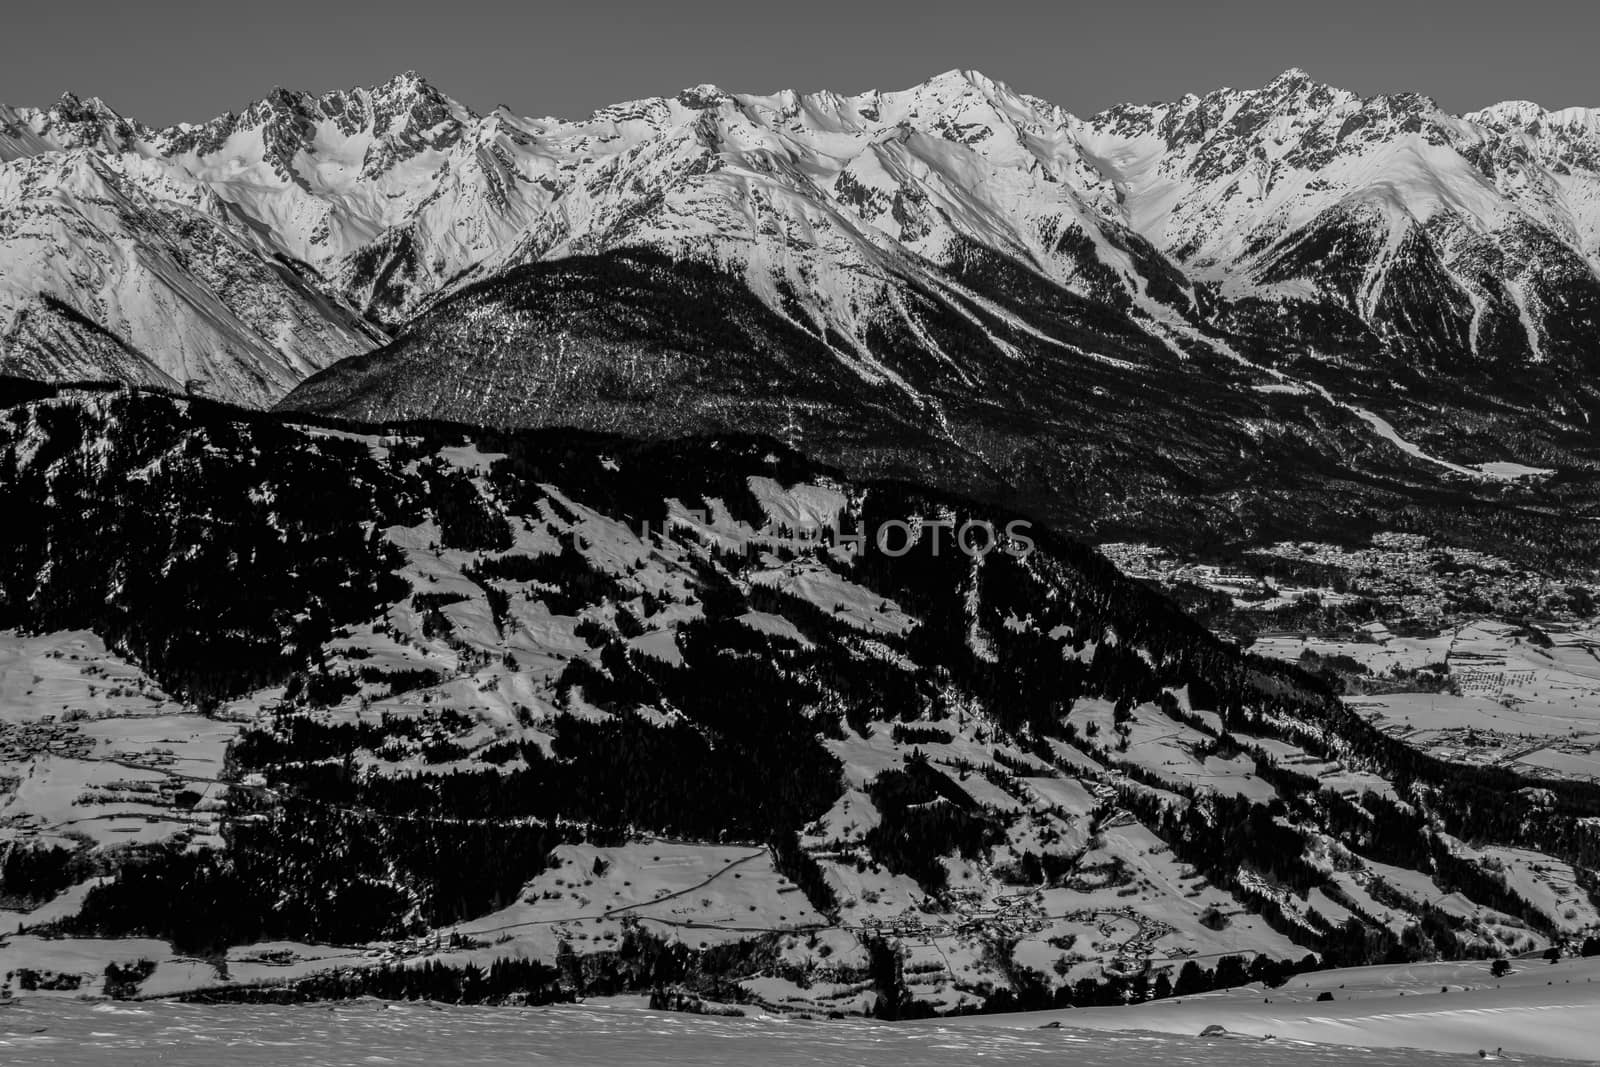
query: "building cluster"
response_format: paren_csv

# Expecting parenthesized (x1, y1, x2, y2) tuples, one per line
(0, 719, 93, 762)
(1063, 906, 1178, 967)
(1102, 534, 1569, 629)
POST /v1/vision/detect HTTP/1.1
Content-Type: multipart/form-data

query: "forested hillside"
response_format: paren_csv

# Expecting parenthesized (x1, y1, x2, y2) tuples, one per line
(1, 382, 1596, 1009)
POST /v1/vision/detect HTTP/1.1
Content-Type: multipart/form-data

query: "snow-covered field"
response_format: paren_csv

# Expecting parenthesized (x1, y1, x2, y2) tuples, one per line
(1104, 534, 1600, 783)
(450, 842, 827, 963)
(1257, 620, 1600, 779)
(2, 995, 1590, 1067)
(0, 630, 236, 857)
(951, 955, 1600, 1063)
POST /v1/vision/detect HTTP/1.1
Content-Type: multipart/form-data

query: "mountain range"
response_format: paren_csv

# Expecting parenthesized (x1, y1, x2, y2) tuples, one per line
(5, 70, 1600, 559)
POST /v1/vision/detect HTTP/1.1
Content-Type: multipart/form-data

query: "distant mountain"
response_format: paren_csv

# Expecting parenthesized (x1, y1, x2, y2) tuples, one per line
(4, 383, 1597, 1007)
(6, 70, 1600, 554)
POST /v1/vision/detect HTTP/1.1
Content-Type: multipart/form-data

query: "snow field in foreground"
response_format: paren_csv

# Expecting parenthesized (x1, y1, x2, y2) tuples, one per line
(1, 995, 1591, 1066)
(947, 954, 1600, 1062)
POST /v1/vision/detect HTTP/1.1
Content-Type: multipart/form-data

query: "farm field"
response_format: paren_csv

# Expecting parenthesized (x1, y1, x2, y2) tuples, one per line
(1257, 621, 1600, 780)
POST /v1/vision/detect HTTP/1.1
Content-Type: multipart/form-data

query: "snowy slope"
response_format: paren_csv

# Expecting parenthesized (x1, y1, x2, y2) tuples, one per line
(0, 93, 395, 403)
(0, 147, 379, 403)
(958, 955, 1600, 1062)
(1073, 70, 1600, 366)
(5, 68, 1600, 442)
(4, 996, 1578, 1066)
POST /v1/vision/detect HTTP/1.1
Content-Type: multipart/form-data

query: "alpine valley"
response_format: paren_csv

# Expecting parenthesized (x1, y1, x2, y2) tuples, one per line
(3, 69, 1600, 1019)
(1, 382, 1599, 1013)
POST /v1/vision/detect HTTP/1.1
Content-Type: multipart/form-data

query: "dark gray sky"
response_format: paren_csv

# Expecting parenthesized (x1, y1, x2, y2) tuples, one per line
(5, 0, 1595, 124)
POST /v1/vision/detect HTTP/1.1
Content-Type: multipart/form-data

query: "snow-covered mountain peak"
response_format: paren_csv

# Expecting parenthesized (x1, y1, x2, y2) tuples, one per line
(139, 72, 476, 168)
(898, 67, 1005, 99)
(1467, 97, 1600, 139)
(1469, 98, 1549, 129)
(9, 68, 1600, 409)
(1252, 66, 1346, 104)
(1, 92, 146, 156)
(870, 68, 1042, 123)
(371, 69, 445, 102)
(46, 91, 133, 126)
(1268, 66, 1316, 86)
(676, 83, 734, 109)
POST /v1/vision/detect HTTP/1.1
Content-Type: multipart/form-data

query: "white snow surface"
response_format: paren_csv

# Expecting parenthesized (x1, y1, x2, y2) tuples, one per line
(1, 994, 1590, 1066)
(952, 955, 1600, 1063)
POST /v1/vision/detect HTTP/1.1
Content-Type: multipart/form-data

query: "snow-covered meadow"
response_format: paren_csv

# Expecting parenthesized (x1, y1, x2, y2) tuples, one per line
(3, 987, 1594, 1066)
(950, 954, 1600, 1063)
(0, 630, 236, 867)
(1260, 620, 1600, 780)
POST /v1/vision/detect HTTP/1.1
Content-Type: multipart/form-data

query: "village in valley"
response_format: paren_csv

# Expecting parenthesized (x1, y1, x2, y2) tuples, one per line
(1100, 535, 1600, 783)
